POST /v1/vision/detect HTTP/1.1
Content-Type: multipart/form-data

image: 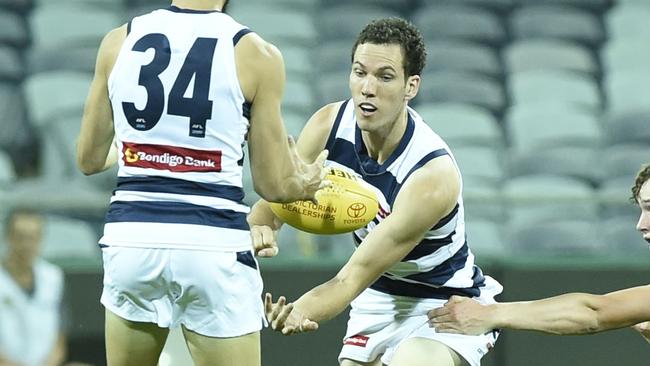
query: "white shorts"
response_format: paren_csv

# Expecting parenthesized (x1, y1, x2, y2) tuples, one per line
(339, 276, 502, 366)
(100, 246, 265, 338)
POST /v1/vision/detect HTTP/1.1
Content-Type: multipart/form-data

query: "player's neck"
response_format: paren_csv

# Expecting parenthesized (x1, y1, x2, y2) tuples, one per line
(171, 0, 223, 11)
(1, 256, 34, 289)
(362, 109, 408, 164)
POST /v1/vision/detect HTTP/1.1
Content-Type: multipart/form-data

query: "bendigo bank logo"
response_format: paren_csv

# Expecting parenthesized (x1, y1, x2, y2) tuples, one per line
(347, 202, 367, 219)
(122, 142, 222, 173)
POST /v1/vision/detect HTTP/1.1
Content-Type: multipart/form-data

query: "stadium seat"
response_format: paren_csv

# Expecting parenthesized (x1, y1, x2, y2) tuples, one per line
(29, 4, 121, 49)
(23, 70, 91, 126)
(503, 175, 600, 226)
(282, 110, 308, 140)
(606, 4, 650, 40)
(0, 0, 33, 13)
(315, 71, 350, 106)
(0, 9, 29, 47)
(418, 71, 506, 115)
(598, 176, 640, 220)
(320, 0, 410, 16)
(602, 216, 649, 257)
(602, 39, 650, 74)
(41, 215, 99, 260)
(313, 40, 353, 75)
(281, 44, 312, 79)
(515, 0, 610, 12)
(508, 145, 601, 186)
(505, 39, 597, 76)
(506, 219, 604, 257)
(510, 5, 605, 47)
(0, 150, 16, 187)
(505, 103, 603, 153)
(426, 40, 502, 79)
(463, 177, 505, 222)
(415, 102, 504, 149)
(452, 146, 505, 187)
(316, 5, 400, 43)
(423, 0, 514, 15)
(602, 109, 650, 145)
(0, 45, 22, 82)
(35, 0, 123, 11)
(412, 4, 507, 46)
(0, 83, 32, 160)
(604, 70, 650, 115)
(27, 45, 98, 74)
(283, 79, 316, 115)
(508, 70, 601, 110)
(465, 219, 507, 259)
(601, 143, 650, 181)
(229, 4, 317, 47)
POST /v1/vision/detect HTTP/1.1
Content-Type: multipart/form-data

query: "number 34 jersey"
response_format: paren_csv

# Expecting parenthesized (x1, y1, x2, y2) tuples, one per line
(102, 7, 253, 251)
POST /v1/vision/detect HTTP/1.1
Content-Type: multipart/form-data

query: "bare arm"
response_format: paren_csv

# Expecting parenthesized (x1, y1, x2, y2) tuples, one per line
(280, 156, 460, 327)
(76, 25, 125, 175)
(429, 285, 650, 336)
(44, 332, 66, 366)
(236, 34, 327, 203)
(247, 103, 340, 257)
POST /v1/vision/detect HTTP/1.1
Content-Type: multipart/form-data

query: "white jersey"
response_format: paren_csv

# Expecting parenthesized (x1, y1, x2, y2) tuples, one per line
(326, 100, 502, 299)
(101, 6, 254, 251)
(0, 260, 64, 366)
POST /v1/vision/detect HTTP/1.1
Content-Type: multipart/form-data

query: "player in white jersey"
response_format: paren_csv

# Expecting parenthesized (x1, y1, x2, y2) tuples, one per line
(0, 208, 66, 366)
(429, 163, 650, 345)
(76, 1, 328, 365)
(249, 18, 502, 366)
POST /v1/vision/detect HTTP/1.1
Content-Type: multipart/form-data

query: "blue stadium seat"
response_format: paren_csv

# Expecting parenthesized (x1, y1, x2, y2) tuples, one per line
(229, 4, 317, 47)
(413, 4, 507, 46)
(604, 70, 650, 115)
(0, 8, 29, 47)
(27, 45, 98, 74)
(508, 145, 601, 186)
(426, 40, 502, 79)
(0, 45, 23, 82)
(510, 5, 605, 47)
(313, 40, 352, 75)
(606, 4, 650, 41)
(508, 70, 601, 110)
(417, 71, 506, 115)
(316, 4, 400, 43)
(506, 219, 604, 257)
(23, 70, 91, 126)
(505, 39, 598, 76)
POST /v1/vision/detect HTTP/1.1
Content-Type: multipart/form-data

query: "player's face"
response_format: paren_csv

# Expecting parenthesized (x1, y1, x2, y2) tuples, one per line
(636, 180, 650, 245)
(349, 43, 419, 134)
(6, 214, 43, 264)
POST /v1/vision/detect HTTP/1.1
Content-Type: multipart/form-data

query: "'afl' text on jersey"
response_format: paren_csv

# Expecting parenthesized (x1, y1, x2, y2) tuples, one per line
(101, 7, 254, 250)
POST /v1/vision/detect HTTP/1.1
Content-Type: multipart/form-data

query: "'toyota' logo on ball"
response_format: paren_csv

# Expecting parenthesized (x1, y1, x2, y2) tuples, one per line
(347, 202, 367, 218)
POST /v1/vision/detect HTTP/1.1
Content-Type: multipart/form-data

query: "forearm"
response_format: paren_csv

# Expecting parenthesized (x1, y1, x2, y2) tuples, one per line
(492, 293, 607, 335)
(294, 277, 360, 323)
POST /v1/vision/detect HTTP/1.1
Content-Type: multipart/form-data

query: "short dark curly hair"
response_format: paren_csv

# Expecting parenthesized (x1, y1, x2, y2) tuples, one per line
(351, 17, 426, 78)
(631, 163, 650, 202)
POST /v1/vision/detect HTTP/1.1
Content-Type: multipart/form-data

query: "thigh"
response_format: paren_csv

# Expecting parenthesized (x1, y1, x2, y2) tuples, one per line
(341, 358, 384, 366)
(105, 309, 169, 366)
(182, 326, 260, 366)
(389, 338, 468, 366)
(174, 250, 265, 337)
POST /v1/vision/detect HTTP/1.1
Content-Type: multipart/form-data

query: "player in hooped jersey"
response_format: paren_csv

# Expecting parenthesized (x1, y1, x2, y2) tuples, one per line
(76, 1, 328, 365)
(250, 18, 503, 366)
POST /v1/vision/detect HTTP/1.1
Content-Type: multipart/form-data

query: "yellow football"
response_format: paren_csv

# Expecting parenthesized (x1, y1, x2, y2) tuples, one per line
(269, 168, 379, 234)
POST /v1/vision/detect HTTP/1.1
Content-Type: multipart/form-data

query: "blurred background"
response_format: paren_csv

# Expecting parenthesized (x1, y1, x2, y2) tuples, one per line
(0, 0, 649, 365)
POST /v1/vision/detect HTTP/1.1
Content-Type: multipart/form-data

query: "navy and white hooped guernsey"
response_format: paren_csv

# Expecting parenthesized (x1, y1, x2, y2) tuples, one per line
(100, 7, 254, 251)
(326, 100, 499, 299)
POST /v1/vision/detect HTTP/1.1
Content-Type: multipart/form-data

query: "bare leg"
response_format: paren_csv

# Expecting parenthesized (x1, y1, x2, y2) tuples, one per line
(182, 326, 260, 366)
(104, 309, 169, 366)
(389, 338, 469, 366)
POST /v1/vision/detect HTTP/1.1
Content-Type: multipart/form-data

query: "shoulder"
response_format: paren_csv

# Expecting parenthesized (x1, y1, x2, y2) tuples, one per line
(235, 31, 283, 65)
(97, 24, 128, 75)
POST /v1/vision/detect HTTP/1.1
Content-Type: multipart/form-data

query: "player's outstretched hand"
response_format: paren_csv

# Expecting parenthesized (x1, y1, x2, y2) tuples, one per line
(427, 295, 492, 335)
(633, 321, 650, 344)
(264, 293, 319, 335)
(288, 136, 331, 204)
(251, 225, 278, 257)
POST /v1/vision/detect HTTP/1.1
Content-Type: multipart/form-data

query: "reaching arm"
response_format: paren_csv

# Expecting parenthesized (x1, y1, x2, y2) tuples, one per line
(236, 33, 327, 203)
(77, 25, 125, 175)
(275, 156, 460, 329)
(429, 285, 650, 336)
(247, 103, 340, 256)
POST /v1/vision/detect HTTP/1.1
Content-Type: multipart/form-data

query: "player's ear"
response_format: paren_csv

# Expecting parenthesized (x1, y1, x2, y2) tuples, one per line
(405, 75, 420, 101)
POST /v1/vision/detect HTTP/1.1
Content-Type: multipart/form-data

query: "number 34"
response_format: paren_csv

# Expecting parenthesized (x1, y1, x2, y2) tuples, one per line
(122, 33, 217, 138)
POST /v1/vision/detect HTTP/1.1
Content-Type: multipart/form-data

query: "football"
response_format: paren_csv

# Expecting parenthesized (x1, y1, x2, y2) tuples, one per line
(269, 168, 379, 234)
